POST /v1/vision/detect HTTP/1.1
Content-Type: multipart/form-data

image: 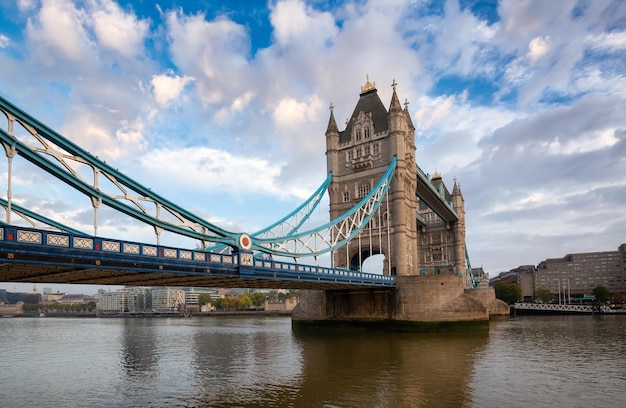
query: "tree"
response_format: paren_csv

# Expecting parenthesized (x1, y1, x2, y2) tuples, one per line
(494, 282, 522, 304)
(592, 285, 610, 303)
(536, 288, 554, 303)
(198, 293, 212, 307)
(249, 292, 266, 307)
(238, 294, 253, 310)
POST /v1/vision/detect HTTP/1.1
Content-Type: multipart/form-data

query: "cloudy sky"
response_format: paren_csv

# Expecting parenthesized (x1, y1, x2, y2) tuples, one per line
(0, 0, 625, 293)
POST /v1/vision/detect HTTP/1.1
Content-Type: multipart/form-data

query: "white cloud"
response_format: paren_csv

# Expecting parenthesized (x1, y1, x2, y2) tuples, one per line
(527, 36, 551, 63)
(270, 0, 338, 49)
(92, 0, 150, 58)
(0, 34, 9, 48)
(61, 105, 148, 161)
(272, 95, 324, 131)
(136, 147, 289, 197)
(165, 10, 251, 105)
(586, 31, 626, 52)
(26, 0, 95, 63)
(151, 72, 195, 108)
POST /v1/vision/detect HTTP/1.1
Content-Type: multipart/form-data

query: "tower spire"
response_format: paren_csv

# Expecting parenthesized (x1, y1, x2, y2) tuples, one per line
(326, 102, 338, 134)
(389, 79, 402, 112)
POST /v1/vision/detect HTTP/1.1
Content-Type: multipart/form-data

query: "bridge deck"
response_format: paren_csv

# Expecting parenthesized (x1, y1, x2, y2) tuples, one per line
(0, 226, 395, 290)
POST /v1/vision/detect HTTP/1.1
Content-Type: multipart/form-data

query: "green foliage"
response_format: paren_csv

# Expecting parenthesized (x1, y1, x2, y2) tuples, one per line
(198, 293, 212, 306)
(249, 292, 266, 307)
(535, 288, 554, 303)
(494, 282, 522, 304)
(592, 285, 610, 302)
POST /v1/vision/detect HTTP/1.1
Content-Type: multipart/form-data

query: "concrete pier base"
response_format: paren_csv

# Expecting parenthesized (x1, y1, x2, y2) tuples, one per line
(292, 275, 509, 330)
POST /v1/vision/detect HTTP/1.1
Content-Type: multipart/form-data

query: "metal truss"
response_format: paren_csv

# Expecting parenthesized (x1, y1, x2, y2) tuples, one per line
(206, 172, 332, 254)
(252, 157, 397, 257)
(0, 95, 395, 258)
(0, 95, 238, 248)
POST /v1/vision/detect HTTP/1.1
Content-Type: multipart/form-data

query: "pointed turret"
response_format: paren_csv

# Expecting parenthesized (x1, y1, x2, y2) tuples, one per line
(326, 103, 339, 135)
(403, 98, 415, 132)
(388, 79, 403, 113)
(452, 177, 465, 211)
(325, 102, 340, 175)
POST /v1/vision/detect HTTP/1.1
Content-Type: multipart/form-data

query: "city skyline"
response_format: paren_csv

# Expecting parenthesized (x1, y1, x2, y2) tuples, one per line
(0, 1, 625, 294)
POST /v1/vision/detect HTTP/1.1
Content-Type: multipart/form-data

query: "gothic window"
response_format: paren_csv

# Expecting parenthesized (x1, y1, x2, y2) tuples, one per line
(348, 150, 354, 161)
(364, 127, 370, 138)
(343, 191, 350, 202)
(446, 234, 451, 242)
(373, 143, 380, 155)
(432, 233, 441, 244)
(364, 145, 370, 156)
(355, 129, 362, 141)
(356, 147, 361, 158)
(358, 183, 371, 199)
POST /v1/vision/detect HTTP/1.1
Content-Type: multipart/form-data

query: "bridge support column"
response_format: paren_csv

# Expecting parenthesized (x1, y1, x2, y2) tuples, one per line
(293, 276, 508, 330)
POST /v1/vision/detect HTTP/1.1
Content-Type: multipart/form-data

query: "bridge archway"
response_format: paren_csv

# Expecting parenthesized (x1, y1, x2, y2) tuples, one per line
(348, 247, 388, 275)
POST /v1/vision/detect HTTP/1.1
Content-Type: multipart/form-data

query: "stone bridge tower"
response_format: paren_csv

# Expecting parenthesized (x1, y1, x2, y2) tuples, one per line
(325, 77, 466, 278)
(292, 77, 509, 327)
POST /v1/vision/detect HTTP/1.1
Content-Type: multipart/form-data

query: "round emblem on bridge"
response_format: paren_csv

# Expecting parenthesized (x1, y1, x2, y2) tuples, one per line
(238, 233, 252, 250)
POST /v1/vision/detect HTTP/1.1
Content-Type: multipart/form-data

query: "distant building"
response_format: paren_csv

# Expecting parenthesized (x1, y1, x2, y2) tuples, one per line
(536, 244, 626, 297)
(491, 244, 626, 301)
(0, 301, 24, 317)
(264, 297, 299, 312)
(126, 287, 152, 311)
(151, 287, 185, 311)
(184, 288, 220, 312)
(471, 267, 490, 287)
(99, 291, 129, 313)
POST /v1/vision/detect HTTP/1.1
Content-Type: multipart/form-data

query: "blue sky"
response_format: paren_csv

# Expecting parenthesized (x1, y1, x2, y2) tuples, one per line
(0, 0, 625, 294)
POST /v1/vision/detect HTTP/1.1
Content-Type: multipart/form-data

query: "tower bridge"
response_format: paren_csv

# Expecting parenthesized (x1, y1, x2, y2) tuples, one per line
(0, 78, 508, 327)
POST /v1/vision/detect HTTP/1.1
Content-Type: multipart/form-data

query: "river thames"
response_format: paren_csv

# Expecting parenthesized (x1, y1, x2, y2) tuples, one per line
(0, 314, 624, 407)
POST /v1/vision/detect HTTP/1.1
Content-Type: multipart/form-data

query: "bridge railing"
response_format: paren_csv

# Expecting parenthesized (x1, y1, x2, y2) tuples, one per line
(0, 225, 238, 263)
(253, 257, 395, 283)
(0, 225, 396, 286)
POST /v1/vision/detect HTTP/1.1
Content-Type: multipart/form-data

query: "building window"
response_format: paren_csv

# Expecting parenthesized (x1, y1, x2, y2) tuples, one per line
(358, 183, 371, 199)
(364, 127, 370, 138)
(343, 191, 350, 202)
(373, 143, 380, 155)
(355, 129, 362, 141)
(364, 145, 370, 156)
(356, 147, 361, 158)
(348, 150, 353, 161)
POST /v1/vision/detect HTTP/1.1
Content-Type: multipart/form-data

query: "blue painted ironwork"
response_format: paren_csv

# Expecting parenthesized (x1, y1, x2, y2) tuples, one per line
(206, 172, 332, 254)
(0, 95, 395, 258)
(0, 225, 396, 289)
(252, 156, 397, 256)
(0, 95, 239, 247)
(415, 163, 458, 221)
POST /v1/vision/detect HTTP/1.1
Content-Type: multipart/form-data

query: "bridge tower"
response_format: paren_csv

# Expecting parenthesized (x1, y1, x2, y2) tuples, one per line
(325, 77, 466, 278)
(293, 77, 509, 328)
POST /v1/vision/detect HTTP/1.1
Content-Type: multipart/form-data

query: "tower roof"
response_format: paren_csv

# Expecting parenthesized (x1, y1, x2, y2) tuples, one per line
(326, 103, 339, 134)
(339, 76, 389, 143)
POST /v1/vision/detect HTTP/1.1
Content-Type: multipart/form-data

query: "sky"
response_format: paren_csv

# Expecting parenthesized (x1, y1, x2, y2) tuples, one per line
(0, 0, 625, 294)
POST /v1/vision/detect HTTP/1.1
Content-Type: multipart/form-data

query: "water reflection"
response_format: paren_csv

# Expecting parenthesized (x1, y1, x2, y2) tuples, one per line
(120, 319, 159, 376)
(292, 326, 490, 407)
(184, 317, 304, 407)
